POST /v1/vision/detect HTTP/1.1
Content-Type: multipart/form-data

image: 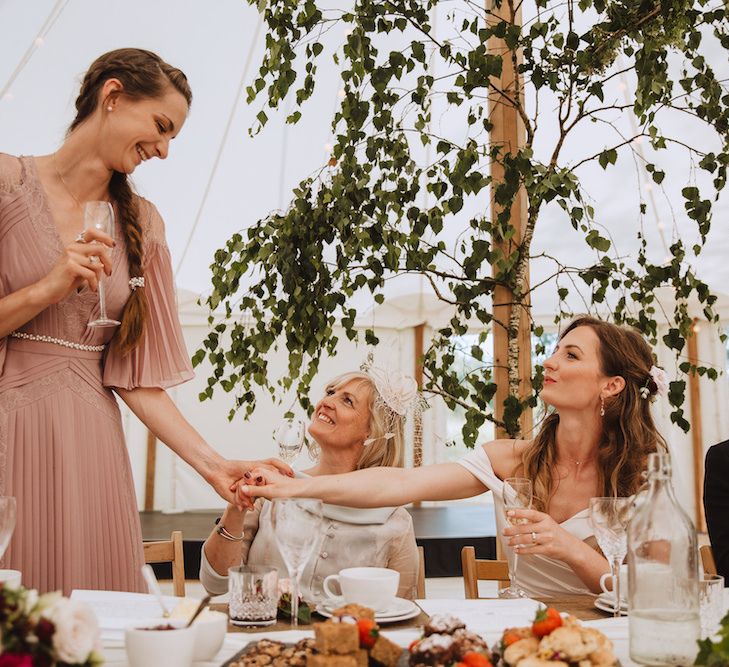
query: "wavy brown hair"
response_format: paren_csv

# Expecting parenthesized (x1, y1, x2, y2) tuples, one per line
(68, 48, 192, 354)
(520, 316, 667, 512)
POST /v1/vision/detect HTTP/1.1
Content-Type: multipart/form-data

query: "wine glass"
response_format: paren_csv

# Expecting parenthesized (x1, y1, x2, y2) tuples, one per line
(270, 498, 323, 626)
(589, 496, 633, 617)
(501, 477, 533, 598)
(84, 201, 120, 328)
(275, 418, 306, 464)
(0, 497, 17, 561)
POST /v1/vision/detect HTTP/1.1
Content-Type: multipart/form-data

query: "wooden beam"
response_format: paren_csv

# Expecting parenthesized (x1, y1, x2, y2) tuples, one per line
(413, 322, 425, 470)
(687, 318, 706, 531)
(144, 430, 157, 512)
(488, 0, 532, 439)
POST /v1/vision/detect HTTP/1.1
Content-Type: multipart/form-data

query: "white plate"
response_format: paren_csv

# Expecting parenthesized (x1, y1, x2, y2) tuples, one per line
(594, 594, 627, 616)
(315, 598, 421, 623)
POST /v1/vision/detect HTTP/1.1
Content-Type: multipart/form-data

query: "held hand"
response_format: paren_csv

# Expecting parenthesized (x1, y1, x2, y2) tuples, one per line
(502, 508, 578, 561)
(237, 466, 300, 508)
(207, 458, 294, 508)
(39, 228, 114, 304)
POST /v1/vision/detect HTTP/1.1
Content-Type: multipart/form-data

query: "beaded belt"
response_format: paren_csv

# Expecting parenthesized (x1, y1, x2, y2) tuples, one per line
(10, 331, 106, 352)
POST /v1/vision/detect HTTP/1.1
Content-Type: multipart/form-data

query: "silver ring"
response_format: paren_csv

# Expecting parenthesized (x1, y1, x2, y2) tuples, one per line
(89, 256, 99, 264)
(531, 531, 537, 544)
(75, 232, 86, 243)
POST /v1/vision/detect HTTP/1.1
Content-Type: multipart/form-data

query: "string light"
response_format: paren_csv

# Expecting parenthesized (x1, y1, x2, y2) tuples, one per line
(323, 143, 333, 152)
(34, 37, 44, 47)
(657, 221, 665, 231)
(692, 323, 701, 333)
(337, 89, 346, 100)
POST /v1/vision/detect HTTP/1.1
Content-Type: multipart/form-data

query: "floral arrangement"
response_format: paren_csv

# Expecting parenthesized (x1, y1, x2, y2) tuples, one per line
(0, 583, 103, 666)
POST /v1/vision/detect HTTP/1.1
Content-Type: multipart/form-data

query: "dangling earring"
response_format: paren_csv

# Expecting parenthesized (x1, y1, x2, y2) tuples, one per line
(600, 395, 605, 417)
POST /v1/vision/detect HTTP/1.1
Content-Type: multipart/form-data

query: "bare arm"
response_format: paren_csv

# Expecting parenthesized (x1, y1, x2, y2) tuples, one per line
(116, 387, 291, 504)
(241, 461, 488, 507)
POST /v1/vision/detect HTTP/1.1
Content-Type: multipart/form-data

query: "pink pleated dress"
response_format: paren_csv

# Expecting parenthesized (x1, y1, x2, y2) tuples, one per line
(0, 154, 193, 594)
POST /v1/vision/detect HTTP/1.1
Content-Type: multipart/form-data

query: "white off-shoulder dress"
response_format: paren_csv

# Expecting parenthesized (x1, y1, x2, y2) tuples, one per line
(457, 446, 594, 597)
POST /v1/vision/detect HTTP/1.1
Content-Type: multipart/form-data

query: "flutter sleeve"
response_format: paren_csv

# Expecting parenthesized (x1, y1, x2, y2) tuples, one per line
(103, 200, 193, 389)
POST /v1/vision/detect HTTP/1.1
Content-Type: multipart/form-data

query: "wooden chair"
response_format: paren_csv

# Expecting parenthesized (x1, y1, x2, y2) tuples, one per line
(701, 544, 717, 576)
(461, 546, 510, 599)
(143, 530, 185, 597)
(416, 545, 426, 599)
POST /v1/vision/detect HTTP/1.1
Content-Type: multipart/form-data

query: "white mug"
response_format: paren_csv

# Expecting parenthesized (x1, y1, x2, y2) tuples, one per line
(599, 564, 628, 602)
(323, 567, 399, 612)
(0, 569, 21, 589)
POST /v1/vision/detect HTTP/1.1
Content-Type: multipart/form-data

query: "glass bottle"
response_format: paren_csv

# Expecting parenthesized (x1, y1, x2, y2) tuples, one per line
(627, 452, 700, 665)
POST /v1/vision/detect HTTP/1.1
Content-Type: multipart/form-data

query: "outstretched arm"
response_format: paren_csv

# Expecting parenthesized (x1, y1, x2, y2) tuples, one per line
(117, 386, 292, 504)
(240, 461, 488, 507)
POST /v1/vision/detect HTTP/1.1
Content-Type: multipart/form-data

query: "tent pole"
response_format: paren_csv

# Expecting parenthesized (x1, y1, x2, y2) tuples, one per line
(487, 0, 533, 442)
(688, 318, 706, 531)
(144, 430, 157, 512)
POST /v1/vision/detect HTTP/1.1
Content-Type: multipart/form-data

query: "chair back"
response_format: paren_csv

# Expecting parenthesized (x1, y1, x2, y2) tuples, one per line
(461, 545, 510, 598)
(143, 530, 185, 597)
(416, 545, 426, 599)
(701, 544, 718, 576)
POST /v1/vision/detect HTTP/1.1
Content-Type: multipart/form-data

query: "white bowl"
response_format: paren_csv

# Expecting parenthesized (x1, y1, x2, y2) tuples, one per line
(192, 610, 228, 661)
(125, 618, 195, 667)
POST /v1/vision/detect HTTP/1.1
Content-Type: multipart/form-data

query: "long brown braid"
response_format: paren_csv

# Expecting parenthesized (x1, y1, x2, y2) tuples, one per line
(519, 316, 667, 512)
(68, 48, 192, 354)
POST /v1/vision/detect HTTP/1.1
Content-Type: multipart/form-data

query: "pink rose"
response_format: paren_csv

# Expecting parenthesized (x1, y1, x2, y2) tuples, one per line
(0, 654, 33, 667)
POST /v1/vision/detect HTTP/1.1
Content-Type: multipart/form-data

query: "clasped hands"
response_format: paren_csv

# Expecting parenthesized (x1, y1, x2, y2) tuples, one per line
(219, 461, 293, 511)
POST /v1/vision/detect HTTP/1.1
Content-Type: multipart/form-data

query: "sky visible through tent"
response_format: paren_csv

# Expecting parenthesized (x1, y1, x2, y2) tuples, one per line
(1, 0, 727, 325)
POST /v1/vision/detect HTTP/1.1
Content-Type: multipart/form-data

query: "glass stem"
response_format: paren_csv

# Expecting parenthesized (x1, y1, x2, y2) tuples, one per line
(98, 278, 108, 319)
(512, 552, 519, 590)
(290, 569, 300, 627)
(611, 557, 622, 618)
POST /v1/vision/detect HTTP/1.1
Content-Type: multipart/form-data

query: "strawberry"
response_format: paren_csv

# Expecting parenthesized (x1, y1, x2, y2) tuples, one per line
(531, 606, 563, 638)
(408, 639, 421, 652)
(502, 629, 524, 647)
(357, 618, 379, 648)
(462, 652, 493, 667)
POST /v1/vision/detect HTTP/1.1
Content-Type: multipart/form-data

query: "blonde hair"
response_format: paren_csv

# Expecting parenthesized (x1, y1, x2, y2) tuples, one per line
(323, 371, 405, 469)
(521, 316, 667, 511)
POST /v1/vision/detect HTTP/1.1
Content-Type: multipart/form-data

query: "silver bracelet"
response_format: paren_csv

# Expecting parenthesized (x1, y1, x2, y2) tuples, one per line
(216, 524, 244, 542)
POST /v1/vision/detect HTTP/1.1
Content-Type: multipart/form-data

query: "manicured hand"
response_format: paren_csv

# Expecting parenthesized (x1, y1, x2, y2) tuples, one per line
(502, 508, 579, 561)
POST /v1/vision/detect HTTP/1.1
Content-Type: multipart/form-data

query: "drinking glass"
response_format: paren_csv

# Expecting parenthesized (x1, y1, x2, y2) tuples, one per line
(270, 498, 323, 626)
(84, 201, 120, 328)
(275, 418, 306, 464)
(699, 573, 724, 639)
(590, 496, 633, 617)
(0, 497, 17, 560)
(501, 477, 533, 598)
(228, 565, 279, 627)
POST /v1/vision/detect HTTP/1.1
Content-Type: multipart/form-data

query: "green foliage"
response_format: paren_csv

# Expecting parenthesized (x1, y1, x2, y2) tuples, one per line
(197, 0, 728, 441)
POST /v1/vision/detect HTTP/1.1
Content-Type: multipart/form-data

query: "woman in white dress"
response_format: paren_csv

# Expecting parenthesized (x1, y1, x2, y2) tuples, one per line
(199, 368, 421, 601)
(240, 316, 668, 597)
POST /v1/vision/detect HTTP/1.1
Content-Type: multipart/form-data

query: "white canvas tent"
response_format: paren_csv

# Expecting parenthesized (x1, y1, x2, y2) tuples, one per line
(1, 0, 727, 518)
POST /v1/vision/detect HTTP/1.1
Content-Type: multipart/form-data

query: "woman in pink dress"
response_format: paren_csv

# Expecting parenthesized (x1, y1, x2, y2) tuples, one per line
(0, 48, 288, 594)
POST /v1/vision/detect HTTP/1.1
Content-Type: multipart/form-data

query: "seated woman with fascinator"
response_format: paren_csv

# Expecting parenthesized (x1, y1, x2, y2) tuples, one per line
(200, 366, 424, 600)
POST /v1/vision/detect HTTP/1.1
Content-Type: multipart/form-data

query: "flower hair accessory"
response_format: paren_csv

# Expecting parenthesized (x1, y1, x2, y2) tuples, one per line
(640, 365, 668, 399)
(129, 276, 145, 291)
(359, 357, 428, 447)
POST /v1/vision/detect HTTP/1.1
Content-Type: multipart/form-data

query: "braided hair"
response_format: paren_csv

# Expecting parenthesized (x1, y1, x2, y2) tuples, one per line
(68, 48, 192, 354)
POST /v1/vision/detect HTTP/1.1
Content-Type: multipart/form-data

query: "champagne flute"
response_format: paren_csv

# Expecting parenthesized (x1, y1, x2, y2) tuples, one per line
(0, 497, 17, 561)
(501, 477, 533, 598)
(270, 498, 323, 626)
(275, 418, 306, 464)
(589, 496, 632, 617)
(84, 201, 120, 328)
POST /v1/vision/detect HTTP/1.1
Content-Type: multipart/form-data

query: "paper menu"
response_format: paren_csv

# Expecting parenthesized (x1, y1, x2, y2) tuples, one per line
(70, 589, 186, 642)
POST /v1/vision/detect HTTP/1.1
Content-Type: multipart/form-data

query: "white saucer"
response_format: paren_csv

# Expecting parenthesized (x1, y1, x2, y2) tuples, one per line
(316, 597, 420, 623)
(594, 593, 628, 616)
